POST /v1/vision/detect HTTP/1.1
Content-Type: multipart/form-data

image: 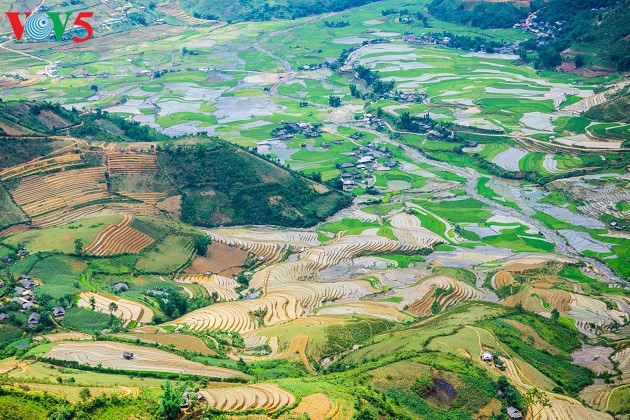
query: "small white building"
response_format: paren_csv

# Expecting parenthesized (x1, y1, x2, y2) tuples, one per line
(481, 351, 494, 362)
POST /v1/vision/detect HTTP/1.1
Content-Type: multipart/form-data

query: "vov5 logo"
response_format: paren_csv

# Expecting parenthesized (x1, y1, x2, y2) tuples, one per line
(6, 11, 94, 43)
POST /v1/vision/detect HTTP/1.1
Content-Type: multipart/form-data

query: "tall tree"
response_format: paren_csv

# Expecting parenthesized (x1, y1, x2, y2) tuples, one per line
(160, 382, 181, 420)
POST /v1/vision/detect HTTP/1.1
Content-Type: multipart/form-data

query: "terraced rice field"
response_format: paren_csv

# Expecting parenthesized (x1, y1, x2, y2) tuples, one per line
(405, 276, 483, 316)
(491, 147, 528, 172)
(0, 152, 82, 181)
(199, 383, 295, 412)
(176, 274, 239, 301)
(569, 294, 629, 337)
(83, 215, 154, 256)
(106, 153, 157, 174)
(76, 292, 154, 327)
(11, 167, 111, 218)
(119, 192, 166, 205)
(580, 383, 614, 411)
(505, 287, 571, 313)
(46, 341, 247, 379)
(207, 228, 321, 263)
(531, 394, 613, 420)
(113, 333, 217, 355)
(174, 222, 443, 332)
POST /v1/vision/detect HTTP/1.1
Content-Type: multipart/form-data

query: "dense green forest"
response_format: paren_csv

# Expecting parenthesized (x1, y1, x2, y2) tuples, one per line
(428, 0, 630, 70)
(427, 0, 529, 29)
(180, 0, 380, 22)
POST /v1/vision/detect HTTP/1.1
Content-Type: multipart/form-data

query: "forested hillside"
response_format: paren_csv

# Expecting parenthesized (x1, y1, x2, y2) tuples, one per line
(158, 142, 352, 227)
(427, 0, 529, 29)
(179, 0, 380, 21)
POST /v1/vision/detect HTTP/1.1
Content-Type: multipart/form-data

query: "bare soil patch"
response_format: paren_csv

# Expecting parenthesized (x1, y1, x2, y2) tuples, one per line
(291, 393, 332, 420)
(185, 241, 248, 276)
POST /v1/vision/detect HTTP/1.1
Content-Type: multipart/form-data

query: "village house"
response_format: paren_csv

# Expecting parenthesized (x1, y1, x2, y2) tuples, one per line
(52, 306, 66, 318)
(19, 278, 36, 289)
(180, 391, 190, 408)
(481, 351, 494, 362)
(0, 313, 9, 322)
(507, 406, 523, 419)
(27, 312, 40, 328)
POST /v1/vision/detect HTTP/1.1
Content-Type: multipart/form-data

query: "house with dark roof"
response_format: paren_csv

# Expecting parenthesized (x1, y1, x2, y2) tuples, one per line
(19, 278, 35, 289)
(123, 351, 134, 359)
(52, 306, 66, 318)
(0, 313, 9, 322)
(13, 297, 34, 310)
(28, 312, 40, 328)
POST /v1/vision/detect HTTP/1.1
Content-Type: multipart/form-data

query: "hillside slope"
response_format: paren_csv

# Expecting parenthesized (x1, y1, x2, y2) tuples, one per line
(0, 101, 351, 230)
(179, 0, 380, 22)
(0, 101, 167, 144)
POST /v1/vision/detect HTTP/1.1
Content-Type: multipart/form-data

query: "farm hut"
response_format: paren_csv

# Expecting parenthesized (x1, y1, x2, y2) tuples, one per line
(123, 351, 134, 360)
(0, 313, 9, 322)
(507, 407, 523, 419)
(52, 306, 66, 318)
(257, 256, 265, 262)
(481, 351, 494, 362)
(28, 312, 40, 328)
(197, 392, 205, 401)
(114, 282, 129, 292)
(180, 392, 190, 408)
